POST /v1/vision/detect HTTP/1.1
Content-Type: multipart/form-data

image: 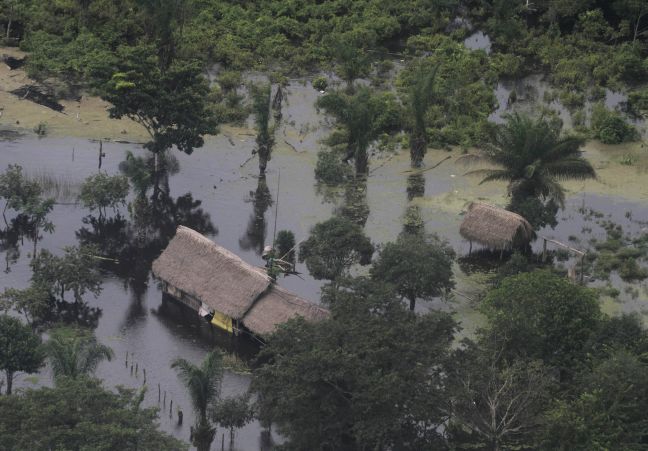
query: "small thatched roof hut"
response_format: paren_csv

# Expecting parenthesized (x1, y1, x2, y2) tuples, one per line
(152, 226, 328, 337)
(459, 202, 534, 250)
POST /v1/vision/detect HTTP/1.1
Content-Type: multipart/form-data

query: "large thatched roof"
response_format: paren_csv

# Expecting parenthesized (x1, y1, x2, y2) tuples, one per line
(152, 226, 271, 319)
(459, 202, 534, 250)
(152, 226, 328, 334)
(243, 285, 330, 336)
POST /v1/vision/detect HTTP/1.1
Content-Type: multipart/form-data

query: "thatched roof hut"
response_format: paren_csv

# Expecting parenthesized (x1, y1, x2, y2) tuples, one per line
(152, 226, 328, 337)
(459, 202, 534, 250)
(243, 285, 330, 336)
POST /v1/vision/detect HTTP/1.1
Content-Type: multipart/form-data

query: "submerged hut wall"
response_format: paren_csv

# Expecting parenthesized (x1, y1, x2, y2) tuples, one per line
(459, 202, 534, 251)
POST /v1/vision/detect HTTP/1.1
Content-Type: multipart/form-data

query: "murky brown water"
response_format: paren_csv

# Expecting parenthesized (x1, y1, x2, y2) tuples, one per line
(1, 78, 647, 450)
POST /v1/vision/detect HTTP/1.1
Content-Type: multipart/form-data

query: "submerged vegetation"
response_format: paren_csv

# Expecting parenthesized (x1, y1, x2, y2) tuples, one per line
(0, 0, 647, 449)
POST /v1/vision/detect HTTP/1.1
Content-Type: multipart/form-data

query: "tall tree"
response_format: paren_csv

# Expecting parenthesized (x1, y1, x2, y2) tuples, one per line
(370, 232, 455, 311)
(250, 83, 275, 176)
(448, 341, 554, 451)
(44, 327, 113, 381)
(316, 87, 389, 175)
(171, 351, 223, 451)
(464, 113, 596, 207)
(253, 278, 457, 449)
(299, 216, 373, 290)
(543, 349, 648, 450)
(0, 315, 44, 395)
(407, 65, 439, 167)
(481, 270, 601, 377)
(104, 47, 218, 181)
(612, 0, 648, 41)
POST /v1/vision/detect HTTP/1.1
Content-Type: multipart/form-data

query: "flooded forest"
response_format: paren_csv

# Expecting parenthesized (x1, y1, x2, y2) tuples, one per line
(1, 1, 648, 450)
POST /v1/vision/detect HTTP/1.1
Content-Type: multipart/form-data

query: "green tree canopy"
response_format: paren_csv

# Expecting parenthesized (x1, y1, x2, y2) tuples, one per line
(543, 349, 648, 450)
(448, 340, 554, 451)
(210, 393, 254, 444)
(44, 327, 114, 381)
(316, 86, 401, 174)
(250, 83, 275, 175)
(171, 351, 223, 451)
(0, 377, 187, 450)
(481, 270, 601, 377)
(299, 216, 373, 287)
(0, 315, 44, 395)
(104, 47, 218, 158)
(31, 245, 103, 303)
(254, 278, 458, 449)
(370, 232, 455, 310)
(465, 113, 596, 207)
(79, 172, 129, 218)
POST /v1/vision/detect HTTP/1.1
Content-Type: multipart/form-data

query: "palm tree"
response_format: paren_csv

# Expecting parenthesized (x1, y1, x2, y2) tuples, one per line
(408, 65, 439, 168)
(44, 327, 113, 380)
(251, 83, 275, 176)
(171, 351, 223, 451)
(465, 113, 596, 206)
(316, 86, 381, 175)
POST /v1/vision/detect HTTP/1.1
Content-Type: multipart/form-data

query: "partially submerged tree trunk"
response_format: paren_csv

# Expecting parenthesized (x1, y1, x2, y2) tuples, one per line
(5, 371, 13, 395)
(410, 132, 427, 168)
(354, 146, 369, 175)
(191, 419, 215, 451)
(258, 144, 269, 175)
(409, 296, 416, 311)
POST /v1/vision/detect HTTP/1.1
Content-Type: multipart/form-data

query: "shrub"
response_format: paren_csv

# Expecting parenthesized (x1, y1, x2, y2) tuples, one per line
(312, 76, 328, 92)
(591, 104, 637, 144)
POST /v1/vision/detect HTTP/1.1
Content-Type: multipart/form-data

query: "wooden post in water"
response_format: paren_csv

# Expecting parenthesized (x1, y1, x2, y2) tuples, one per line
(158, 384, 161, 403)
(170, 400, 173, 418)
(177, 409, 183, 426)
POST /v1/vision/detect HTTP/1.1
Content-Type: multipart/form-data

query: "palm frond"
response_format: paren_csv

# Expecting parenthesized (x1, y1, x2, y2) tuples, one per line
(172, 351, 223, 420)
(542, 158, 596, 181)
(469, 169, 514, 184)
(45, 327, 113, 381)
(456, 153, 491, 167)
(537, 176, 566, 207)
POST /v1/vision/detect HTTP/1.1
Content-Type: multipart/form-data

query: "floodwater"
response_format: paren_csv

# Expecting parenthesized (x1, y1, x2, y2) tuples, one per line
(2, 78, 648, 450)
(463, 31, 492, 54)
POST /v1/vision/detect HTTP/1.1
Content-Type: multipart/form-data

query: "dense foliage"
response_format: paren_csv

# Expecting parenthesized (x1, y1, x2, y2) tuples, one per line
(0, 0, 643, 149)
(253, 279, 457, 449)
(0, 377, 186, 450)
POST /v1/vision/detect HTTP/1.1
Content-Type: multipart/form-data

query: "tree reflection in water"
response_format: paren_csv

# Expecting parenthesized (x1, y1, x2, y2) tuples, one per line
(338, 176, 369, 227)
(76, 191, 217, 303)
(239, 175, 273, 255)
(403, 173, 426, 235)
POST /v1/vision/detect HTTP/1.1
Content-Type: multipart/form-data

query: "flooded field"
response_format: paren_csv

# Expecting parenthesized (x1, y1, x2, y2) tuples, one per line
(2, 74, 648, 449)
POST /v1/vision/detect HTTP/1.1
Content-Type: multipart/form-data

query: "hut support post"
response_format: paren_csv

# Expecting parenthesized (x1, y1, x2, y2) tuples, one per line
(468, 241, 472, 255)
